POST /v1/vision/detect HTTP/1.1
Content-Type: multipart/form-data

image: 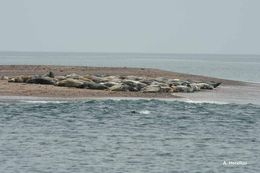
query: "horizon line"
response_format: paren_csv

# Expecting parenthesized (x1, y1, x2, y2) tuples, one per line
(0, 50, 259, 56)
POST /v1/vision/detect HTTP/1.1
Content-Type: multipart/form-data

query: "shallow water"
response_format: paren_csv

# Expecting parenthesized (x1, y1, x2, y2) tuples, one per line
(0, 99, 259, 173)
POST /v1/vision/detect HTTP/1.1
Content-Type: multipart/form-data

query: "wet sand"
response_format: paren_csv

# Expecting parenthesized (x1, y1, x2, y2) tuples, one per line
(1, 65, 257, 103)
(175, 83, 260, 105)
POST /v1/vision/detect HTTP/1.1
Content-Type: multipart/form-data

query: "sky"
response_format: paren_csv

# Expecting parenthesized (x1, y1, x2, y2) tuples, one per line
(0, 0, 260, 54)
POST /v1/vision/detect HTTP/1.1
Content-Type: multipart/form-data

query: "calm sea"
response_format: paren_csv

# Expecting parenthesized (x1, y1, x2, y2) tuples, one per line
(0, 52, 260, 172)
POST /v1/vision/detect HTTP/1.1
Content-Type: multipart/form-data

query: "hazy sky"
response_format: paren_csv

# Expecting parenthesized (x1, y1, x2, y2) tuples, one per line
(0, 0, 259, 54)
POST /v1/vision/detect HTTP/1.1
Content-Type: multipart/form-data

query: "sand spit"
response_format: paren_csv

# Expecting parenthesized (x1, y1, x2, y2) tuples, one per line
(0, 65, 246, 99)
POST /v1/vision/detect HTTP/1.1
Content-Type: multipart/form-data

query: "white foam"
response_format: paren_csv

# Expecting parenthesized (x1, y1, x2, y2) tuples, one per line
(22, 100, 68, 104)
(180, 99, 229, 105)
(139, 110, 151, 114)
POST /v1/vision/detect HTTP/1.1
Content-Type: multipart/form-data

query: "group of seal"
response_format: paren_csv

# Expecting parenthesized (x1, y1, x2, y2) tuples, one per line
(5, 72, 221, 93)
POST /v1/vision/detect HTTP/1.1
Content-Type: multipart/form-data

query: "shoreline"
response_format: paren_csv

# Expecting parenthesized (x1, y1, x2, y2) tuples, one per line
(1, 65, 259, 104)
(0, 95, 230, 106)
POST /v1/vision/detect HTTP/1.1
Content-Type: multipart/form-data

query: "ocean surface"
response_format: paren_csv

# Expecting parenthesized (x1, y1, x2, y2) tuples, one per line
(0, 99, 259, 173)
(1, 52, 260, 172)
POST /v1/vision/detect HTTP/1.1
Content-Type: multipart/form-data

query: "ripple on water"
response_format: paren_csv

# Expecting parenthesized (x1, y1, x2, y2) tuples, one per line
(0, 99, 259, 173)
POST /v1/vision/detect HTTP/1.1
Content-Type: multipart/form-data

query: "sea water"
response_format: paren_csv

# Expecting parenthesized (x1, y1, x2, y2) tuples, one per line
(0, 52, 260, 172)
(0, 100, 259, 172)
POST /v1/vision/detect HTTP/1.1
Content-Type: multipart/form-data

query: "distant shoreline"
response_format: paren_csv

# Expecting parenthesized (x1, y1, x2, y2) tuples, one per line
(1, 50, 259, 56)
(0, 65, 247, 99)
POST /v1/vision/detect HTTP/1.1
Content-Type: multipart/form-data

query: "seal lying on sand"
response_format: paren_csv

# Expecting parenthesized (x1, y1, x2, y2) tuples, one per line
(6, 71, 221, 94)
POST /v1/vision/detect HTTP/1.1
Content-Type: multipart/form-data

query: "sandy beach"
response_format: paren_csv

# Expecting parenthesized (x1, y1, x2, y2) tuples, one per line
(1, 65, 257, 103)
